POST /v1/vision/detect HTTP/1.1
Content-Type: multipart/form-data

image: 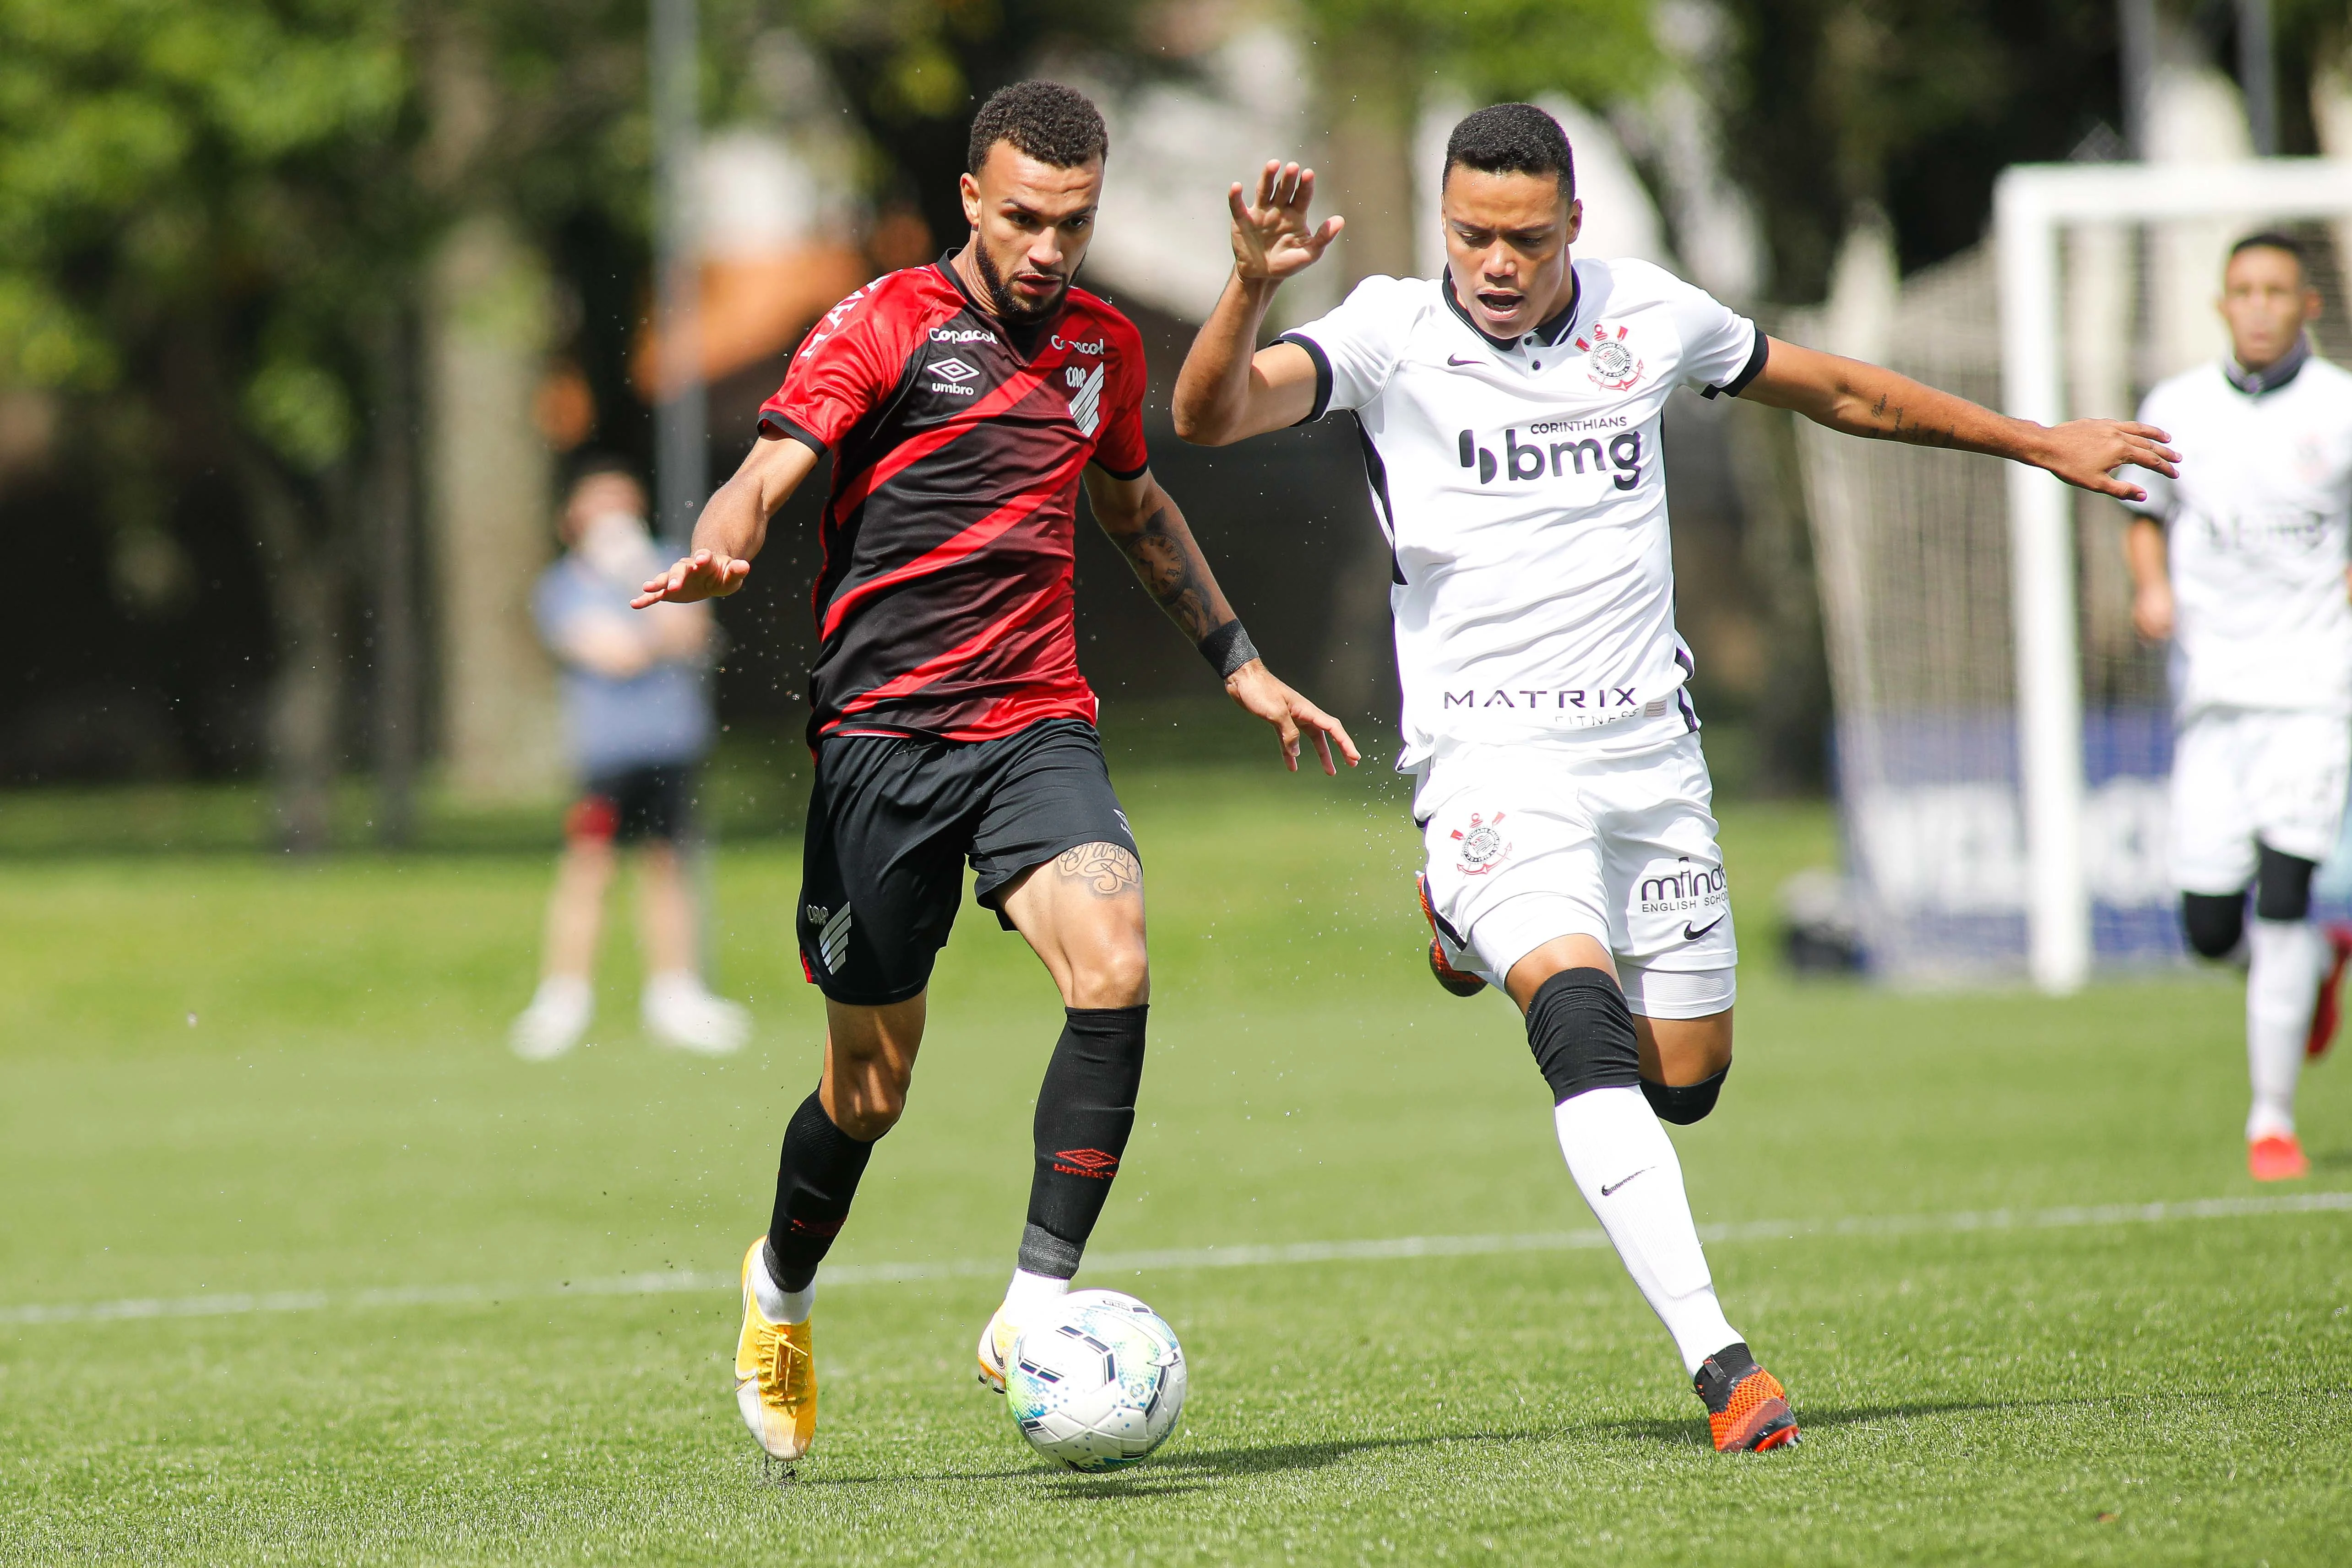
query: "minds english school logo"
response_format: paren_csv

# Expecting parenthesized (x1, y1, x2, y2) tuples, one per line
(1452, 812, 1511, 876)
(1580, 323, 1643, 391)
(1635, 857, 1728, 936)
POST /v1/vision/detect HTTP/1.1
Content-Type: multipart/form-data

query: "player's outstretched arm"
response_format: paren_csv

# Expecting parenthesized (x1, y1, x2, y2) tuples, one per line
(1084, 465, 1360, 775)
(2123, 515, 2175, 642)
(631, 434, 819, 607)
(1742, 337, 2180, 503)
(1172, 161, 1342, 447)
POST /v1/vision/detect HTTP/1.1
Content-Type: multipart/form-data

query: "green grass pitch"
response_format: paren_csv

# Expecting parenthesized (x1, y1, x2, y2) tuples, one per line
(3, 762, 2349, 1564)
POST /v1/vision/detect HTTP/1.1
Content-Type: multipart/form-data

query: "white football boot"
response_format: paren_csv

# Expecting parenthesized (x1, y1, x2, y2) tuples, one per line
(642, 971, 750, 1055)
(510, 976, 592, 1061)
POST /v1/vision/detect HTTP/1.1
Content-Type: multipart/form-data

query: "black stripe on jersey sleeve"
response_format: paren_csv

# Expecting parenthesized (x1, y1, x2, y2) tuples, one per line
(758, 408, 829, 454)
(1702, 325, 1769, 401)
(1090, 453, 1150, 482)
(1276, 331, 1334, 424)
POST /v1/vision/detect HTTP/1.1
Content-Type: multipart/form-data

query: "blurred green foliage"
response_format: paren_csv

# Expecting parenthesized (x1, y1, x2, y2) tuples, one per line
(0, 0, 408, 450)
(1297, 0, 1658, 109)
(1715, 0, 2352, 302)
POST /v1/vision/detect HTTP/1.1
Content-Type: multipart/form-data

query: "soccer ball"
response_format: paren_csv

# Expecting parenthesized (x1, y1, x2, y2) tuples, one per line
(1004, 1289, 1187, 1472)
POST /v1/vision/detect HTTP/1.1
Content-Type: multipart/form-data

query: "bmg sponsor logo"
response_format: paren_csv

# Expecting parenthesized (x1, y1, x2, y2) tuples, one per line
(1458, 427, 1644, 489)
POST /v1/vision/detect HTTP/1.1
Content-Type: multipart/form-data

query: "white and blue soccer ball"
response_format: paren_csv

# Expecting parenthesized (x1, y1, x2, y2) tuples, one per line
(1005, 1289, 1187, 1472)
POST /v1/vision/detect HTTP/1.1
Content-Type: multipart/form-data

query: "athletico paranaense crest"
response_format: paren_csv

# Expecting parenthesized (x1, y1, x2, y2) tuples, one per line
(1580, 324, 1643, 392)
(1066, 363, 1105, 436)
(1453, 812, 1511, 876)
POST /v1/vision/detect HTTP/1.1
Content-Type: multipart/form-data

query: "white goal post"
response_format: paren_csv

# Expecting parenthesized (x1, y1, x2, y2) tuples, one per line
(1997, 159, 2352, 993)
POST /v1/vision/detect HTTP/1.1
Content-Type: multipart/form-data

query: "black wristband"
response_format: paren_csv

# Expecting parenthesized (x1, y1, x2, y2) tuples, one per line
(1197, 619, 1259, 680)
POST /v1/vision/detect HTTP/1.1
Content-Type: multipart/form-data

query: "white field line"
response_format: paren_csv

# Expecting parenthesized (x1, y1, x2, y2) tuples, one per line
(6, 1190, 2348, 1330)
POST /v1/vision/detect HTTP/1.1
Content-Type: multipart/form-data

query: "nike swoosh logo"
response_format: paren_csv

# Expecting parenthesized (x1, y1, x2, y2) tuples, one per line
(1684, 916, 1726, 941)
(1447, 353, 1480, 366)
(1601, 1167, 1652, 1197)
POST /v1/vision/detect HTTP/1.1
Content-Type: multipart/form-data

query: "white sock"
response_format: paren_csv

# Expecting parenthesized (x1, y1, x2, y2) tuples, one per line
(1003, 1268, 1071, 1318)
(752, 1243, 813, 1324)
(531, 974, 591, 1011)
(2246, 917, 2322, 1139)
(1554, 1086, 1740, 1377)
(645, 969, 703, 1004)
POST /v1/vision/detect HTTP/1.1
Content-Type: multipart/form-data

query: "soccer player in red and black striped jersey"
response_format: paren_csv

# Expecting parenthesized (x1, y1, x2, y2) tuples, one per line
(633, 80, 1357, 1465)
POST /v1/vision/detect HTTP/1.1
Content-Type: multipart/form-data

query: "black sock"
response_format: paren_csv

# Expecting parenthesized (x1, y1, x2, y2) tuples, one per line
(1693, 1340, 1758, 1407)
(1020, 1004, 1149, 1278)
(1641, 1064, 1730, 1125)
(766, 1089, 876, 1293)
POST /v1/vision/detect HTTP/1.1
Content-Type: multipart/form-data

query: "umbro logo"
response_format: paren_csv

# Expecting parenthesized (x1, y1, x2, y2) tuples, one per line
(930, 358, 979, 383)
(1052, 1147, 1119, 1178)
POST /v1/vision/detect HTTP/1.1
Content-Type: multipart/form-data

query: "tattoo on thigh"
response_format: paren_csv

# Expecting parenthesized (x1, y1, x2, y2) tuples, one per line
(1055, 842, 1141, 897)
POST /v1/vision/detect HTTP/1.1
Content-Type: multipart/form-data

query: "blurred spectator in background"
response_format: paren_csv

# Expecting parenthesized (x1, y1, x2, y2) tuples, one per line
(511, 459, 751, 1060)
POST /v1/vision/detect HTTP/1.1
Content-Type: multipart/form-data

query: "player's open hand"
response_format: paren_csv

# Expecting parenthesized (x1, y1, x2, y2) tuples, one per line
(1225, 659, 1360, 775)
(1228, 162, 1343, 284)
(2037, 418, 2178, 502)
(632, 548, 749, 608)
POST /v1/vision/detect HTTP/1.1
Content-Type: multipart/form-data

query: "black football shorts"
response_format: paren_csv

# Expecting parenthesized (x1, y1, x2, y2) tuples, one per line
(795, 718, 1140, 1006)
(567, 763, 694, 846)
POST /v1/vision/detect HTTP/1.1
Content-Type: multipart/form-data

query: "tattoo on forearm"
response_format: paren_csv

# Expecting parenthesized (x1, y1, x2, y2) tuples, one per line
(1865, 392, 1955, 448)
(1055, 842, 1141, 897)
(1115, 506, 1221, 641)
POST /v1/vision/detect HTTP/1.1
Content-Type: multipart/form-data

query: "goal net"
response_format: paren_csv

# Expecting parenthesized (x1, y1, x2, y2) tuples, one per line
(1796, 160, 2352, 990)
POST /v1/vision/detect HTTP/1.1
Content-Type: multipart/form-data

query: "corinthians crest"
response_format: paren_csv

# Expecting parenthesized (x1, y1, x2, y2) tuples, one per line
(1452, 811, 1511, 876)
(1578, 324, 1643, 392)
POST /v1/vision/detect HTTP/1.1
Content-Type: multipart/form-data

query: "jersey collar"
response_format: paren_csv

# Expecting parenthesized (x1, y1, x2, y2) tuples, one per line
(2224, 334, 2310, 397)
(1440, 266, 1582, 353)
(934, 248, 1066, 357)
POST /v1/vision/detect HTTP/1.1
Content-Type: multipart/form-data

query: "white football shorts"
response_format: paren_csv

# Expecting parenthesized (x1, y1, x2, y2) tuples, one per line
(1413, 732, 1736, 1019)
(2170, 706, 2352, 892)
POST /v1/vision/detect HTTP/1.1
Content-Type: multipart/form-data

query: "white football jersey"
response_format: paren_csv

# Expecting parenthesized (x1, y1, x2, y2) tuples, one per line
(2124, 351, 2352, 720)
(1283, 258, 1765, 767)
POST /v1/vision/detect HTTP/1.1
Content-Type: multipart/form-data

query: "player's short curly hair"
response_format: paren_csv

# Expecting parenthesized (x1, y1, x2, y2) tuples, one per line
(967, 80, 1108, 175)
(1444, 103, 1575, 197)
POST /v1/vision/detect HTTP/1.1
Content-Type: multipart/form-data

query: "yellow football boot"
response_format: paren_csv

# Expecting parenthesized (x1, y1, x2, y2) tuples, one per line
(733, 1238, 816, 1461)
(975, 1300, 1020, 1394)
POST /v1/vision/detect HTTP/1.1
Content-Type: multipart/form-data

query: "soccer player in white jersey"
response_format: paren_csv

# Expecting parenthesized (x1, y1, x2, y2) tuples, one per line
(2121, 233, 2352, 1184)
(1174, 103, 2174, 1451)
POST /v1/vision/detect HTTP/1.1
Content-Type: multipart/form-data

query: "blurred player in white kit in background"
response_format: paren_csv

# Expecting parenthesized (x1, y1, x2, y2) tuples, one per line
(2123, 233, 2352, 1183)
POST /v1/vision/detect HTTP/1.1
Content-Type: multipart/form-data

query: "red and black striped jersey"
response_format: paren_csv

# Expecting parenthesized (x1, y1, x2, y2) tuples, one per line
(758, 259, 1151, 745)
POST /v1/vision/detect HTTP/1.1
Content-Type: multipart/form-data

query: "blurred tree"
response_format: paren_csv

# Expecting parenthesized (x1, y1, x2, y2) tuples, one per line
(782, 0, 1153, 254)
(1714, 0, 2352, 304)
(1711, 0, 2124, 303)
(0, 0, 418, 846)
(0, 0, 737, 834)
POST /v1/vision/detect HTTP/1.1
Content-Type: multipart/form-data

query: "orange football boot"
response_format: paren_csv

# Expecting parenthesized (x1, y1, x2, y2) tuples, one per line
(2249, 1131, 2309, 1182)
(1417, 874, 1487, 997)
(1695, 1344, 1800, 1453)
